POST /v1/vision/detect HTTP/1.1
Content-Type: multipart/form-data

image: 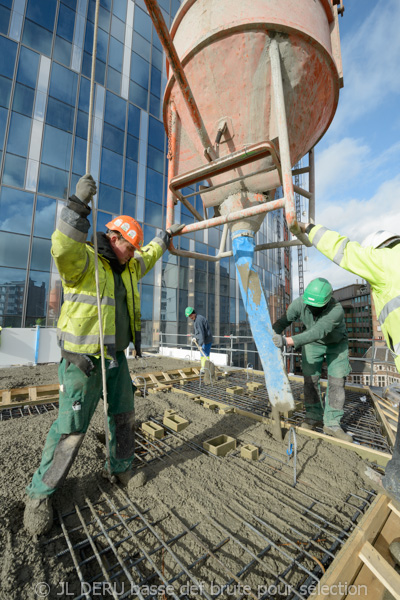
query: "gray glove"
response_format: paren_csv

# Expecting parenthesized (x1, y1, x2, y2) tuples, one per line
(272, 334, 286, 349)
(75, 174, 97, 204)
(166, 223, 185, 237)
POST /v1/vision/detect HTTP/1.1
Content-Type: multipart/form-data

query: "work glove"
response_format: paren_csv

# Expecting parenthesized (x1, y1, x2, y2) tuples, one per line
(192, 337, 197, 344)
(166, 223, 185, 243)
(272, 334, 286, 349)
(75, 174, 97, 204)
(134, 331, 142, 358)
(297, 222, 310, 234)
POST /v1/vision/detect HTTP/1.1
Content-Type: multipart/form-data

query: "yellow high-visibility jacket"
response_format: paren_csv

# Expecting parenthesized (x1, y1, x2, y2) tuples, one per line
(52, 199, 166, 358)
(309, 224, 400, 372)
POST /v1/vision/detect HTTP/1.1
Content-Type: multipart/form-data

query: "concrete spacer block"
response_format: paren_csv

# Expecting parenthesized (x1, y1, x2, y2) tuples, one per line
(141, 421, 165, 439)
(246, 382, 263, 391)
(226, 386, 244, 395)
(241, 444, 259, 460)
(164, 409, 177, 417)
(163, 413, 189, 432)
(219, 407, 235, 414)
(203, 435, 237, 457)
(204, 401, 218, 410)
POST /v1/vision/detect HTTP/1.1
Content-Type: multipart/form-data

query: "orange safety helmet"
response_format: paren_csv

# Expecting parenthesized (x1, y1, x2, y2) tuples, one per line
(106, 216, 144, 250)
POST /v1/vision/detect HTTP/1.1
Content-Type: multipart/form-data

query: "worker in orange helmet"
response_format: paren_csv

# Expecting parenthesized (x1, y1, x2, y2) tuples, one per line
(24, 174, 184, 536)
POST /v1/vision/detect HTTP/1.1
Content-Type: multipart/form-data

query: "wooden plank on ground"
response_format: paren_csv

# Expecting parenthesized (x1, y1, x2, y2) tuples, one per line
(311, 494, 391, 600)
(352, 510, 400, 599)
(359, 541, 400, 600)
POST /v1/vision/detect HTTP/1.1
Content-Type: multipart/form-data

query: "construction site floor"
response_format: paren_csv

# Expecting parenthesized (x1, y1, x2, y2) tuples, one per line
(0, 356, 384, 599)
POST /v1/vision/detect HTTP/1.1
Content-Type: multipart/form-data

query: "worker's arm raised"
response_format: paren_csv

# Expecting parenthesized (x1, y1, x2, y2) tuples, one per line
(300, 223, 386, 290)
(51, 175, 97, 286)
(131, 223, 185, 281)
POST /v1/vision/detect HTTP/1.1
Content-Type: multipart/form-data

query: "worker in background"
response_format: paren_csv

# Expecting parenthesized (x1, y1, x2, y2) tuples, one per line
(185, 307, 213, 374)
(297, 222, 400, 504)
(273, 277, 352, 442)
(24, 174, 184, 536)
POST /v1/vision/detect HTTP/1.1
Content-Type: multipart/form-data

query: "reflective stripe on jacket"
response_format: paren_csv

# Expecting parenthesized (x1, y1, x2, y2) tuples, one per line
(52, 203, 165, 357)
(309, 224, 400, 370)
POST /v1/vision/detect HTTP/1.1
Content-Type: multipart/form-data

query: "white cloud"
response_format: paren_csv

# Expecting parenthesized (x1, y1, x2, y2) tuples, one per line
(315, 137, 370, 199)
(331, 0, 400, 133)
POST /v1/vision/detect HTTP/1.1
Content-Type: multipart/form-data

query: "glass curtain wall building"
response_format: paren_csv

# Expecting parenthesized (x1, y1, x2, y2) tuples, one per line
(0, 0, 291, 367)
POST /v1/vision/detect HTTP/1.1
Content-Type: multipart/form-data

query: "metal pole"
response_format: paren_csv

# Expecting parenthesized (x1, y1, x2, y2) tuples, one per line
(143, 0, 215, 161)
(269, 39, 311, 248)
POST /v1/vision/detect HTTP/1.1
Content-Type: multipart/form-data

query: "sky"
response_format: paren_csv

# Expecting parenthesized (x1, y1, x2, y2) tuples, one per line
(292, 0, 400, 296)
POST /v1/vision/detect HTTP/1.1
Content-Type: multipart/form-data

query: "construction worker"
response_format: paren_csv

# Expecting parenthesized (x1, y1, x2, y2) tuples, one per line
(273, 277, 352, 442)
(185, 307, 213, 373)
(297, 222, 400, 504)
(24, 174, 184, 536)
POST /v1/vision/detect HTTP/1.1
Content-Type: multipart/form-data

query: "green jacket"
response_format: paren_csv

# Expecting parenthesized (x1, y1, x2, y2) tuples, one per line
(273, 296, 347, 350)
(309, 224, 400, 371)
(52, 196, 167, 358)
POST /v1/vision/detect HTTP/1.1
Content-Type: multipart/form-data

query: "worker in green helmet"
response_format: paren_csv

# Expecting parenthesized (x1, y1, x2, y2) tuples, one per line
(185, 306, 213, 373)
(272, 277, 352, 442)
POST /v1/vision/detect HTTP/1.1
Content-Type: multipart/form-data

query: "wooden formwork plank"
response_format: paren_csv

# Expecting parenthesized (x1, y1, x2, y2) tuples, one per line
(1, 390, 11, 405)
(370, 391, 397, 447)
(359, 541, 400, 600)
(311, 494, 391, 600)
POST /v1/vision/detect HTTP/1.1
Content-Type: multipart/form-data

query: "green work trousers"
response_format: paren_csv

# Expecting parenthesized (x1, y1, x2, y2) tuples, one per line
(26, 351, 136, 499)
(301, 339, 350, 427)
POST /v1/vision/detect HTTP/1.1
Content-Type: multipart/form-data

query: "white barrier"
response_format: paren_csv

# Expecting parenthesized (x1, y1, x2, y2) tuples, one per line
(158, 345, 228, 366)
(0, 327, 60, 367)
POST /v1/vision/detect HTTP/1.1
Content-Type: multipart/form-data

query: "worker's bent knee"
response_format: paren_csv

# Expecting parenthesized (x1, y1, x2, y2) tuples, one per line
(327, 376, 345, 409)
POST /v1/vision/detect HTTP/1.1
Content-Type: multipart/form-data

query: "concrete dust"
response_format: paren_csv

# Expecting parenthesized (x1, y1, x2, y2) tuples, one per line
(0, 356, 382, 599)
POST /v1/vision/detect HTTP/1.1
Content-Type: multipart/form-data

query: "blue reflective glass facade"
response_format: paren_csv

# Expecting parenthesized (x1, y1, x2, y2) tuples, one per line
(0, 0, 290, 364)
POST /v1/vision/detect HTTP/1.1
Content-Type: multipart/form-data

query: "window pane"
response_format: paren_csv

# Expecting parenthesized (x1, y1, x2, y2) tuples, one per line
(141, 284, 153, 320)
(0, 5, 10, 35)
(72, 136, 87, 175)
(150, 66, 161, 98)
(111, 15, 125, 41)
(0, 75, 12, 109)
(145, 200, 162, 227)
(26, 271, 49, 326)
(149, 93, 160, 118)
(46, 96, 75, 132)
(38, 164, 69, 199)
(6, 112, 31, 156)
(0, 187, 34, 233)
(130, 52, 149, 89)
(134, 7, 152, 41)
(75, 109, 88, 139)
(147, 144, 164, 173)
(53, 36, 72, 67)
(30, 238, 52, 271)
(124, 159, 138, 195)
(126, 134, 139, 162)
(0, 106, 6, 150)
(26, 0, 57, 31)
(3, 154, 26, 187)
(100, 148, 123, 188)
(148, 116, 165, 151)
(23, 20, 53, 56)
(0, 34, 17, 79)
(0, 267, 26, 327)
(108, 37, 123, 72)
(102, 122, 125, 155)
(42, 125, 72, 171)
(104, 91, 126, 130)
(57, 3, 75, 42)
(146, 168, 163, 203)
(34, 196, 57, 237)
(129, 81, 147, 110)
(112, 0, 126, 21)
(98, 183, 121, 213)
(16, 47, 39, 89)
(0, 232, 30, 268)
(132, 33, 151, 62)
(78, 76, 90, 112)
(123, 192, 136, 217)
(49, 63, 78, 106)
(12, 82, 35, 117)
(107, 66, 121, 95)
(127, 103, 140, 137)
(151, 47, 163, 71)
(84, 20, 108, 63)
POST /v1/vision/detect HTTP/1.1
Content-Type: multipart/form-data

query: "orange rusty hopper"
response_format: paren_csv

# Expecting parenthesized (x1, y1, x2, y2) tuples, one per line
(144, 0, 344, 414)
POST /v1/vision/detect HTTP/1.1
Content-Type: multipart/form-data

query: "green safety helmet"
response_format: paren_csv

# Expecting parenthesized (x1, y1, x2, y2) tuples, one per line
(303, 278, 333, 307)
(185, 306, 195, 317)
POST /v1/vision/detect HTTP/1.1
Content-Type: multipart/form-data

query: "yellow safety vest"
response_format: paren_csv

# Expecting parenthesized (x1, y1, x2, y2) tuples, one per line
(309, 225, 400, 372)
(52, 228, 163, 358)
